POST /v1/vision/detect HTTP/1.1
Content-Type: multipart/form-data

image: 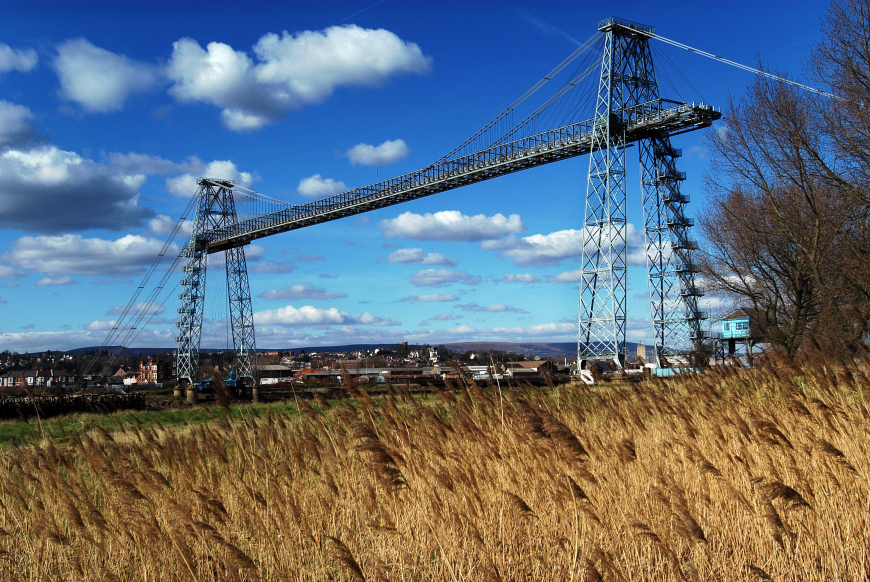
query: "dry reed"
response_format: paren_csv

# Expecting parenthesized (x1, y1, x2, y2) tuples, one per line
(0, 355, 867, 580)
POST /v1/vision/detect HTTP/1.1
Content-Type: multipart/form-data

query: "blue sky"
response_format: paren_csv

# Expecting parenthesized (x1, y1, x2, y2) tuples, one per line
(0, 0, 829, 352)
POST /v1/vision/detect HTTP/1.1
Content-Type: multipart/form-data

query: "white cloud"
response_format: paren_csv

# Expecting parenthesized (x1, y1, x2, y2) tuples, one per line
(257, 284, 347, 301)
(85, 319, 118, 331)
(503, 273, 540, 283)
(0, 265, 26, 280)
(0, 101, 37, 148)
(254, 304, 398, 327)
(398, 293, 459, 303)
(0, 43, 38, 74)
(167, 25, 431, 131)
(0, 328, 175, 352)
(35, 275, 75, 287)
(148, 215, 193, 236)
(167, 37, 278, 131)
(482, 224, 645, 267)
(166, 159, 255, 197)
(0, 144, 152, 232)
(551, 269, 583, 283)
(3, 234, 176, 276)
(252, 26, 431, 100)
(482, 229, 583, 267)
(443, 324, 478, 335)
(233, 315, 582, 348)
(456, 303, 528, 314)
(297, 174, 347, 198)
(379, 210, 524, 241)
(345, 139, 409, 166)
(54, 39, 160, 112)
(410, 269, 481, 287)
(387, 247, 456, 267)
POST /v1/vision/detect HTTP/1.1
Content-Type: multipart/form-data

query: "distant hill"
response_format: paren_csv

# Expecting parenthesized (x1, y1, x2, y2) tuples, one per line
(66, 341, 645, 359)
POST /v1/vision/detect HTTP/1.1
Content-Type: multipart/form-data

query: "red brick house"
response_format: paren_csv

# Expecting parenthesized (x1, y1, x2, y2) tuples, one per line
(137, 359, 174, 384)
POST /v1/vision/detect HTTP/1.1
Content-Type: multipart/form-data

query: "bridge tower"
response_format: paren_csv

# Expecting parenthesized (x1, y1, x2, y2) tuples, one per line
(175, 178, 257, 386)
(579, 17, 706, 368)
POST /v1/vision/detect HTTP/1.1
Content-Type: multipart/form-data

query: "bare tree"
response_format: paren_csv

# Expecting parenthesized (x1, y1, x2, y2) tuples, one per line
(700, 10, 870, 357)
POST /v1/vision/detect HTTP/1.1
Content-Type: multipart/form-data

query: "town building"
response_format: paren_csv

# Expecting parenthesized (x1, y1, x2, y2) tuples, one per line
(137, 359, 173, 385)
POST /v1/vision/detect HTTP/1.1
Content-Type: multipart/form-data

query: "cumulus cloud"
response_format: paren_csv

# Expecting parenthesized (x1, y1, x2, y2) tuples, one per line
(257, 284, 347, 301)
(503, 273, 541, 283)
(409, 268, 481, 287)
(0, 101, 37, 148)
(397, 292, 459, 303)
(482, 224, 645, 267)
(253, 26, 431, 98)
(551, 269, 583, 283)
(345, 139, 409, 166)
(85, 319, 118, 331)
(54, 39, 160, 112)
(379, 210, 524, 241)
(254, 305, 398, 327)
(456, 302, 528, 314)
(167, 25, 431, 130)
(35, 275, 75, 286)
(3, 234, 177, 276)
(0, 328, 175, 352)
(387, 247, 456, 267)
(0, 43, 38, 74)
(297, 174, 347, 198)
(0, 145, 153, 232)
(166, 37, 277, 130)
(166, 159, 255, 197)
(0, 265, 26, 280)
(148, 215, 193, 236)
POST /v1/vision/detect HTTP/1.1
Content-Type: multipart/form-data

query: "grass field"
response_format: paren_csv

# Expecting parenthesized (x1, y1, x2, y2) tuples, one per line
(0, 357, 866, 581)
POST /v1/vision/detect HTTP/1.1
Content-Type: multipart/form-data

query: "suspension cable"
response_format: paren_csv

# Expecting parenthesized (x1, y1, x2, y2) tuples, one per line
(201, 179, 292, 207)
(84, 193, 198, 378)
(493, 59, 601, 146)
(652, 33, 839, 100)
(434, 30, 603, 164)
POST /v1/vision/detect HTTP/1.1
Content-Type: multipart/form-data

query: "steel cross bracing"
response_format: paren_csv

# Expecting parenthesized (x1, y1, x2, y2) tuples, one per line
(175, 180, 257, 385)
(579, 16, 707, 368)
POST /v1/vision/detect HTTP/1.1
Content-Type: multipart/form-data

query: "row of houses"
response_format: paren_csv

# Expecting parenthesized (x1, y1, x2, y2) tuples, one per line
(0, 358, 175, 389)
(259, 360, 564, 385)
(0, 369, 73, 387)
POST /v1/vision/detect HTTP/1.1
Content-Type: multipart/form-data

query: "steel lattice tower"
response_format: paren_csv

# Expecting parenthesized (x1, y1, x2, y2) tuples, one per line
(175, 178, 257, 386)
(579, 17, 706, 368)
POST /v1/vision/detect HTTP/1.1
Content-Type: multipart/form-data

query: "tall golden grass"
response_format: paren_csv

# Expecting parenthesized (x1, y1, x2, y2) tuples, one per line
(0, 355, 867, 581)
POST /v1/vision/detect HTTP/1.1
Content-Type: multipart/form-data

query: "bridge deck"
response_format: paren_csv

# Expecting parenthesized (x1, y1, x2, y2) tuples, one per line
(205, 100, 720, 254)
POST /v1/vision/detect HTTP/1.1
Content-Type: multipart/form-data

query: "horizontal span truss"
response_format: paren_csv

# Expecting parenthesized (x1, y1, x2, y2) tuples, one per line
(205, 100, 720, 253)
